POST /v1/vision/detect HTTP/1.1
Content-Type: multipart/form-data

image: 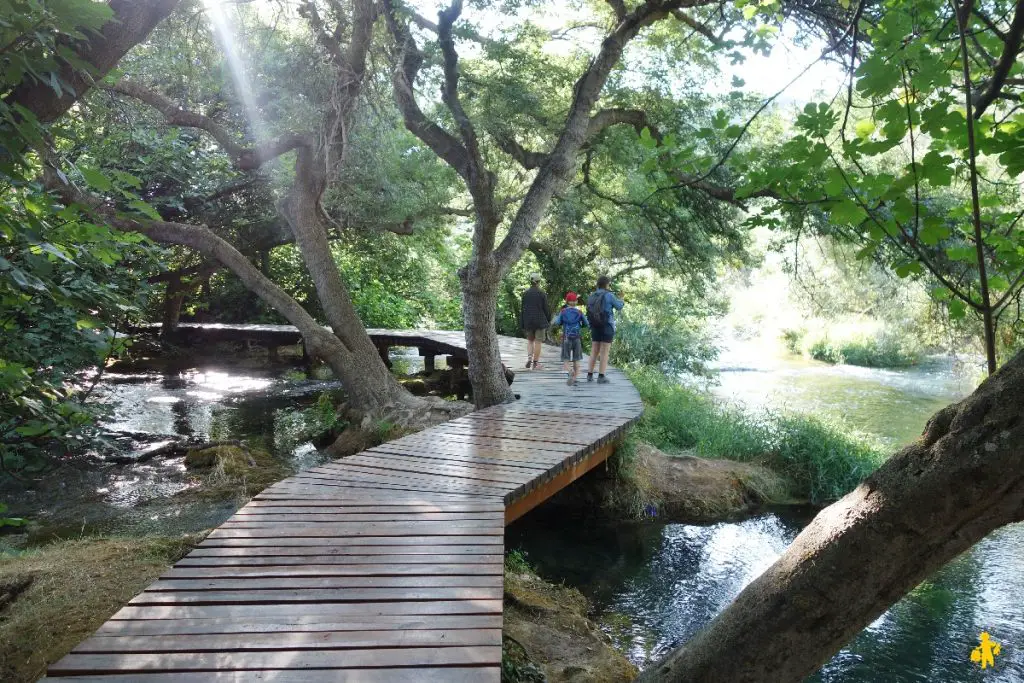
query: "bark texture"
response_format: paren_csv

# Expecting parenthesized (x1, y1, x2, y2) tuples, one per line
(4, 0, 181, 123)
(638, 350, 1024, 683)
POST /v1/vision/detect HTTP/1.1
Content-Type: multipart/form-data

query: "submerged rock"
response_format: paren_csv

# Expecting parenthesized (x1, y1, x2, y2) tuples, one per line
(504, 569, 638, 682)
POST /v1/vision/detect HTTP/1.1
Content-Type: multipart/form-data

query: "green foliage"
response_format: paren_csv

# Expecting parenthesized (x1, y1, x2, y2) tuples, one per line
(1, 1, 163, 468)
(806, 333, 921, 368)
(728, 0, 1024, 369)
(628, 367, 886, 503)
(608, 285, 721, 376)
(504, 549, 533, 574)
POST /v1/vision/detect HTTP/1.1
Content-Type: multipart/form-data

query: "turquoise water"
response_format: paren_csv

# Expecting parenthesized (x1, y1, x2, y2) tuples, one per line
(509, 349, 1024, 681)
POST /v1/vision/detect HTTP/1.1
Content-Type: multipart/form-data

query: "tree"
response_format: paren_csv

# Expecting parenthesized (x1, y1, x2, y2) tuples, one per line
(45, 0, 467, 447)
(664, 0, 1024, 374)
(2, 0, 181, 127)
(638, 348, 1024, 682)
(381, 0, 738, 407)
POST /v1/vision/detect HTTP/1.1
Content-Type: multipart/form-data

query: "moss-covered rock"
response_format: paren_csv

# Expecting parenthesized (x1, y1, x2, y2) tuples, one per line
(180, 445, 284, 500)
(504, 569, 637, 682)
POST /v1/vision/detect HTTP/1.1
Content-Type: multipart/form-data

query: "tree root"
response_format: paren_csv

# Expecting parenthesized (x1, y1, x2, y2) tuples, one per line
(324, 396, 473, 459)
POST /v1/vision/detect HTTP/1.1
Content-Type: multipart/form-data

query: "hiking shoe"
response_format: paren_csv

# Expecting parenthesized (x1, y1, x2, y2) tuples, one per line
(525, 359, 532, 369)
(597, 376, 610, 384)
(533, 363, 544, 370)
(586, 374, 594, 382)
(566, 375, 573, 386)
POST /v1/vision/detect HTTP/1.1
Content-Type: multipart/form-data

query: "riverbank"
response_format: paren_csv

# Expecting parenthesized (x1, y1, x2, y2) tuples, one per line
(0, 535, 203, 682)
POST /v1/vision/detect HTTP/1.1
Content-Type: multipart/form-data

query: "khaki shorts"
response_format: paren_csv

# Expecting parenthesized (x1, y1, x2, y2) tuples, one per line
(525, 328, 547, 342)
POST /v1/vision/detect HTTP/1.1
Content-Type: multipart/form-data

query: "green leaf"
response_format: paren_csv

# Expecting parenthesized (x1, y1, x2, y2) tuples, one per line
(854, 119, 875, 138)
(829, 198, 867, 225)
(743, 5, 759, 19)
(128, 199, 163, 221)
(947, 298, 967, 320)
(79, 166, 112, 192)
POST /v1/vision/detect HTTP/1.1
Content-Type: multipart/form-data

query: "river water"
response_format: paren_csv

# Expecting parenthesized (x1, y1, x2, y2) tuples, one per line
(508, 342, 1024, 681)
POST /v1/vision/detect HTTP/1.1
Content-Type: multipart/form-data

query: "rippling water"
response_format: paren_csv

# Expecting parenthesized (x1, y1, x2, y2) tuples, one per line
(510, 346, 1024, 681)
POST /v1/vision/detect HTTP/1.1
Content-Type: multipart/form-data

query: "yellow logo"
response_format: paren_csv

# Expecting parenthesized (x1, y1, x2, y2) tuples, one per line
(970, 632, 1002, 669)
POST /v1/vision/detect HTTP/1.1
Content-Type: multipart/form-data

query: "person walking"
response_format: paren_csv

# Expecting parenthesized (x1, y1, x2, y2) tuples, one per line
(551, 292, 589, 385)
(520, 273, 551, 370)
(585, 275, 624, 383)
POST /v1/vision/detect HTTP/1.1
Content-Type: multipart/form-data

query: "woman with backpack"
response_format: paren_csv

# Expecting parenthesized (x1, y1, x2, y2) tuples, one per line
(551, 292, 589, 385)
(585, 275, 624, 384)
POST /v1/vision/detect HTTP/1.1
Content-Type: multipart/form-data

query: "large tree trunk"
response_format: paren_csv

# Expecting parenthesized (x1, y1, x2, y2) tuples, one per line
(280, 147, 422, 416)
(638, 350, 1024, 683)
(460, 265, 513, 408)
(5, 0, 181, 123)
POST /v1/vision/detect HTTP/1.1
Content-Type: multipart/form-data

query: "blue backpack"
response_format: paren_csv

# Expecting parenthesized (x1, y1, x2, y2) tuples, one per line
(560, 307, 585, 339)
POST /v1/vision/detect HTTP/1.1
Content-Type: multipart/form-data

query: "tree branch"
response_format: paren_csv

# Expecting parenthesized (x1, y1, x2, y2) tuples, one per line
(671, 8, 722, 45)
(103, 80, 311, 169)
(492, 132, 547, 170)
(381, 0, 472, 179)
(493, 0, 694, 275)
(3, 0, 181, 124)
(972, 0, 1024, 118)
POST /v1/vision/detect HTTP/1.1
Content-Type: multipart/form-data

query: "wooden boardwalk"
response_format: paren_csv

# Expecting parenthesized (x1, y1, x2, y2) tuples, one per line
(45, 330, 642, 681)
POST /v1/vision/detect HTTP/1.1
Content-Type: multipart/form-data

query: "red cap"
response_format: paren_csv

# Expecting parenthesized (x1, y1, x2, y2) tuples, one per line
(565, 292, 578, 303)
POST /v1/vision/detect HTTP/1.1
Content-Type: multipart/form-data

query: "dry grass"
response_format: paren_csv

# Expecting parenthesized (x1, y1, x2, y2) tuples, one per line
(0, 535, 202, 682)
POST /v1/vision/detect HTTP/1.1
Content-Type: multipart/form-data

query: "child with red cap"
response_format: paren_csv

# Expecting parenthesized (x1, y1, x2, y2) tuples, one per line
(551, 292, 589, 385)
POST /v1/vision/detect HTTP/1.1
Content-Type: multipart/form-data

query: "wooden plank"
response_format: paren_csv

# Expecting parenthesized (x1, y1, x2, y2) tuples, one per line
(73, 628, 502, 653)
(108, 599, 503, 621)
(162, 564, 502, 578)
(43, 667, 498, 682)
(128, 586, 504, 605)
(195, 535, 504, 547)
(94, 614, 503, 636)
(183, 546, 498, 558)
(205, 524, 504, 539)
(49, 646, 502, 674)
(148, 575, 503, 590)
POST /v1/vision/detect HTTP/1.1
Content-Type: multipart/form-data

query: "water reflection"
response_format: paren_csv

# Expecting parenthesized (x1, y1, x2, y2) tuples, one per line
(1, 364, 344, 545)
(511, 346, 1024, 681)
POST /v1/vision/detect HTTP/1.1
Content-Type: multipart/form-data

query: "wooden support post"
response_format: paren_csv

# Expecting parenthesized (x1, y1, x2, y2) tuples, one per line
(419, 347, 436, 374)
(376, 342, 392, 369)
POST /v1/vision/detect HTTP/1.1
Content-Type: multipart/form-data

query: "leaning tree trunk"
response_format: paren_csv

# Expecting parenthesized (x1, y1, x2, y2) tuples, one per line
(460, 264, 514, 408)
(279, 146, 425, 416)
(638, 350, 1024, 683)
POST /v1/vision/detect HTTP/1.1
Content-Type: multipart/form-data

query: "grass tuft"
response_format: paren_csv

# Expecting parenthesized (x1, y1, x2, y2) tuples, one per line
(627, 367, 886, 504)
(0, 535, 202, 683)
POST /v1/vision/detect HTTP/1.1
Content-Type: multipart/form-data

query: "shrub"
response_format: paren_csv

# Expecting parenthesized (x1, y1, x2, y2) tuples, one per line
(804, 331, 921, 368)
(627, 367, 887, 504)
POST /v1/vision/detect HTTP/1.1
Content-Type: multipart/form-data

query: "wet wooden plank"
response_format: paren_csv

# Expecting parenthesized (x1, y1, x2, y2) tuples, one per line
(162, 564, 503, 578)
(94, 614, 503, 637)
(73, 628, 502, 653)
(108, 599, 503, 621)
(49, 646, 502, 674)
(128, 585, 503, 605)
(148, 575, 503, 590)
(43, 667, 498, 682)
